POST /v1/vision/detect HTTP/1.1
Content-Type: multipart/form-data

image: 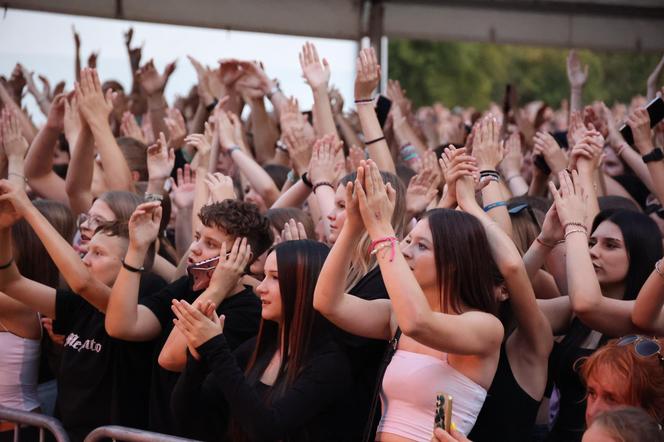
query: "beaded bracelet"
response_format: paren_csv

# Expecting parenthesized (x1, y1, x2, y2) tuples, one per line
(312, 182, 334, 194)
(564, 228, 587, 239)
(563, 222, 587, 231)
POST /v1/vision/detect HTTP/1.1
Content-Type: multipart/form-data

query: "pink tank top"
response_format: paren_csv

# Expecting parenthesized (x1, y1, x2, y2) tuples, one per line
(377, 350, 487, 440)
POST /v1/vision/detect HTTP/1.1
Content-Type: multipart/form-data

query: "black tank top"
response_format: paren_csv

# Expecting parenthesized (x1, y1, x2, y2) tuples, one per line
(545, 319, 607, 442)
(468, 342, 540, 442)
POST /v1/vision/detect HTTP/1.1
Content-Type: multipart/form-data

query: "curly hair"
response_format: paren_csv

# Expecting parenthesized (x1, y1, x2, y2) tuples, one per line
(199, 200, 273, 263)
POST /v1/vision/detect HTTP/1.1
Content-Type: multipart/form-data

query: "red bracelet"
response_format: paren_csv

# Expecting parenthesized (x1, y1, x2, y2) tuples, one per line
(368, 236, 399, 262)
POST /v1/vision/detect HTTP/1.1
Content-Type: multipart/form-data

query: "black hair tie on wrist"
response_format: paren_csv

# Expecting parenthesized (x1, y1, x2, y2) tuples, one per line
(365, 136, 386, 146)
(121, 258, 145, 273)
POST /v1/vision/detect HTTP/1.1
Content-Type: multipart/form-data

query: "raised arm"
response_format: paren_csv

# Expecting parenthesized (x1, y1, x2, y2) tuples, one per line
(217, 111, 280, 206)
(105, 202, 163, 341)
(77, 68, 134, 192)
(0, 182, 56, 317)
(456, 163, 553, 359)
(551, 170, 637, 336)
(307, 135, 342, 241)
(64, 99, 95, 216)
(499, 132, 529, 197)
(474, 116, 512, 237)
(631, 260, 664, 334)
(313, 170, 393, 340)
(300, 42, 337, 138)
(567, 50, 588, 114)
(23, 94, 68, 203)
(1, 109, 29, 188)
(137, 59, 176, 142)
(627, 108, 664, 206)
(357, 161, 503, 355)
(354, 48, 395, 174)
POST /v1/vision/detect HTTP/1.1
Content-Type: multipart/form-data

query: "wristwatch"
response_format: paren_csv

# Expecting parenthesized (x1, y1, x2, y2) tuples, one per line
(642, 148, 664, 163)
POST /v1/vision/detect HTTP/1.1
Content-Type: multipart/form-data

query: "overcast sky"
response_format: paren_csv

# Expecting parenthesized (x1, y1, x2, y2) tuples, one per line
(0, 9, 358, 123)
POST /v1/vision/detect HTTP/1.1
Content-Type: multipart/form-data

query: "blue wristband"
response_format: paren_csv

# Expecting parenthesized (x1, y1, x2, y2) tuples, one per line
(483, 201, 507, 212)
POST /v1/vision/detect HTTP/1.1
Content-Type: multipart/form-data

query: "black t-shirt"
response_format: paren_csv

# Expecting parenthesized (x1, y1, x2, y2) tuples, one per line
(139, 275, 261, 435)
(52, 273, 166, 442)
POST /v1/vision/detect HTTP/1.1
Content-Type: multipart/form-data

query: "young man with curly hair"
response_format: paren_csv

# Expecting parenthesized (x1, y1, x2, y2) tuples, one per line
(104, 199, 273, 435)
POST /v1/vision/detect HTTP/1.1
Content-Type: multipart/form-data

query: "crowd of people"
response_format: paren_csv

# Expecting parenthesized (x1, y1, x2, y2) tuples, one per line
(0, 25, 663, 442)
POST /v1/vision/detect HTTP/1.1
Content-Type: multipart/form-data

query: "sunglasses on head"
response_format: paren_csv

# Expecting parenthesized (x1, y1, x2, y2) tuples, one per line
(617, 335, 664, 363)
(508, 203, 541, 230)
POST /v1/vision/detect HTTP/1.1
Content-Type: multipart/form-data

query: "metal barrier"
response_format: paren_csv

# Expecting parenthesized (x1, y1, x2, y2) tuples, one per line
(83, 426, 199, 442)
(0, 406, 70, 442)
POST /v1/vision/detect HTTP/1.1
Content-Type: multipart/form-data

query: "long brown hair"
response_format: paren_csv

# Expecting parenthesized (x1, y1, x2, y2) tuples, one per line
(13, 200, 76, 288)
(423, 209, 499, 315)
(233, 240, 330, 440)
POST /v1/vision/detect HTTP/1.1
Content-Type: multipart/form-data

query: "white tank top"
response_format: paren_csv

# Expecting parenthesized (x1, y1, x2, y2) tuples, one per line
(0, 318, 41, 411)
(378, 349, 487, 440)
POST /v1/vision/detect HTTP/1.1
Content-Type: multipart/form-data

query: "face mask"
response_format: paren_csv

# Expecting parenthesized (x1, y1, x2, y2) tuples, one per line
(186, 256, 220, 291)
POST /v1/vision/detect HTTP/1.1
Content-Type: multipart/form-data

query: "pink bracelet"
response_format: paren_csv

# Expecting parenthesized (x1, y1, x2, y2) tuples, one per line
(368, 236, 399, 262)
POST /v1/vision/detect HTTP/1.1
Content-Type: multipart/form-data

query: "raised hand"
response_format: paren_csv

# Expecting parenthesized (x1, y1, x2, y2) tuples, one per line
(137, 59, 176, 96)
(124, 28, 143, 71)
(539, 203, 565, 245)
(499, 131, 523, 178)
(171, 164, 196, 209)
(567, 49, 588, 89)
(299, 42, 330, 91)
(283, 125, 315, 176)
(626, 107, 654, 154)
(0, 109, 28, 158)
(355, 160, 396, 238)
(147, 132, 175, 183)
(348, 144, 365, 172)
(308, 134, 342, 186)
(205, 172, 236, 204)
(329, 86, 344, 115)
(533, 131, 567, 175)
(473, 116, 504, 170)
(218, 59, 244, 87)
(406, 169, 439, 217)
(216, 111, 238, 151)
(438, 146, 478, 208)
(184, 132, 213, 159)
(355, 47, 381, 100)
(164, 108, 187, 149)
(567, 111, 587, 148)
(208, 237, 252, 297)
(63, 95, 84, 144)
(549, 170, 587, 228)
(7, 64, 26, 104)
(172, 299, 225, 349)
(582, 105, 608, 139)
(128, 201, 162, 251)
(76, 68, 115, 125)
(120, 111, 146, 143)
(20, 64, 50, 111)
(281, 218, 308, 241)
(0, 179, 33, 218)
(569, 131, 603, 173)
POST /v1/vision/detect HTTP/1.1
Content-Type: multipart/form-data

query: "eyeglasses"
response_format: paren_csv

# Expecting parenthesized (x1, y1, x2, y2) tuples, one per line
(508, 203, 542, 230)
(617, 335, 664, 363)
(645, 203, 664, 220)
(77, 213, 109, 231)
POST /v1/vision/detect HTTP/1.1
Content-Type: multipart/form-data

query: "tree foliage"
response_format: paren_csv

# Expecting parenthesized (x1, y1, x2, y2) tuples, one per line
(388, 39, 662, 109)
